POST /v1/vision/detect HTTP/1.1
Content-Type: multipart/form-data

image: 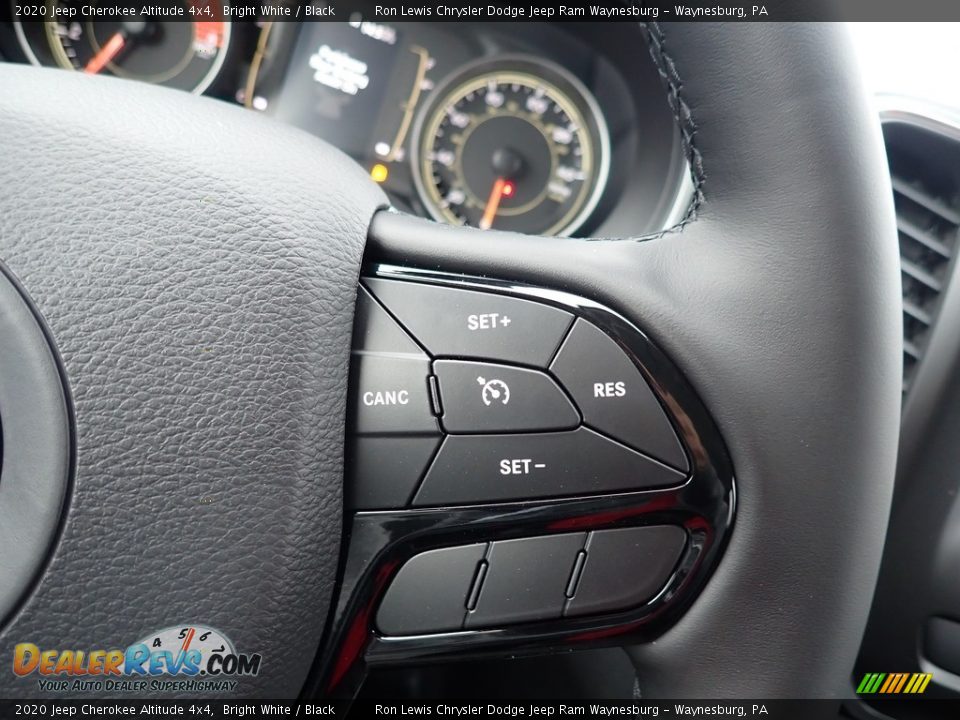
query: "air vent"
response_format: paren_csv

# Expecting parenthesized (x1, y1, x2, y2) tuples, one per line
(882, 117, 960, 394)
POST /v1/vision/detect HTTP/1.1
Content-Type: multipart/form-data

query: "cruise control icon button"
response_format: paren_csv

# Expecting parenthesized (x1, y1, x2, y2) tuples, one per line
(434, 360, 579, 434)
(478, 376, 510, 406)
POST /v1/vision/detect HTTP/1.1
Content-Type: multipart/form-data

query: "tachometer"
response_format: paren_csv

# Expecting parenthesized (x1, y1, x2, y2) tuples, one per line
(13, 2, 231, 94)
(412, 57, 610, 236)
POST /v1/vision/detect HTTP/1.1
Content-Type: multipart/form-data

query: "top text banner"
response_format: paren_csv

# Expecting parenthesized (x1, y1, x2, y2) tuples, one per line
(8, 0, 960, 23)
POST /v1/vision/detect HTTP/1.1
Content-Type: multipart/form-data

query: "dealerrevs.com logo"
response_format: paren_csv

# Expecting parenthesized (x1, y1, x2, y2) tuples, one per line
(12, 624, 262, 693)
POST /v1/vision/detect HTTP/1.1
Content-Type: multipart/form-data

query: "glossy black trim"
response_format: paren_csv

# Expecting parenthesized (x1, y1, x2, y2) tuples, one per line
(316, 264, 736, 698)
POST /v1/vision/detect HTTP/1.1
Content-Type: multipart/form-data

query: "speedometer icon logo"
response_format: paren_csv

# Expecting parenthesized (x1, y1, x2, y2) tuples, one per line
(478, 377, 510, 406)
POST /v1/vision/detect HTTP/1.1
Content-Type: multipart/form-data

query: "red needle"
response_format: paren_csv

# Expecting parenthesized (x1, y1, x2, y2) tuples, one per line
(179, 627, 196, 654)
(480, 178, 510, 230)
(84, 32, 126, 75)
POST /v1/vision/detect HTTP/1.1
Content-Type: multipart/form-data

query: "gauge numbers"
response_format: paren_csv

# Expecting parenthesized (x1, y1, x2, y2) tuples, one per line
(413, 57, 609, 236)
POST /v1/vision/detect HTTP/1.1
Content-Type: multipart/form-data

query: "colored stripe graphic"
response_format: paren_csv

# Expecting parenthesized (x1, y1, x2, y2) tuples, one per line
(878, 674, 895, 693)
(894, 673, 909, 693)
(857, 672, 932, 694)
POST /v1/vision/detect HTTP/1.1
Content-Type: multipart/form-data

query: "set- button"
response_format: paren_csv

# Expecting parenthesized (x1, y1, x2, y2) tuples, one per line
(413, 429, 684, 506)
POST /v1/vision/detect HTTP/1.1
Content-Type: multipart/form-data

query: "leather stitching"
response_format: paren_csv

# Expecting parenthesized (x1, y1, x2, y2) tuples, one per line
(588, 22, 703, 242)
(643, 22, 704, 227)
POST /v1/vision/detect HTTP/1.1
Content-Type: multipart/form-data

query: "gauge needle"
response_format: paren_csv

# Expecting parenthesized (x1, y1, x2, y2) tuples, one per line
(479, 177, 509, 230)
(84, 32, 126, 75)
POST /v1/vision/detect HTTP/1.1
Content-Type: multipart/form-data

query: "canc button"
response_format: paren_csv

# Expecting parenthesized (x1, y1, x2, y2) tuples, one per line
(350, 354, 438, 435)
(350, 286, 438, 435)
(551, 319, 688, 471)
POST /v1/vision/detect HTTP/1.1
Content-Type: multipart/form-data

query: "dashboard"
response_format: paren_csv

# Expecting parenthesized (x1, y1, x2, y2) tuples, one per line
(0, 10, 690, 237)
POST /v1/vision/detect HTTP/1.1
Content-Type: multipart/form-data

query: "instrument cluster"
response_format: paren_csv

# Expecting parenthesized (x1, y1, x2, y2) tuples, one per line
(0, 8, 690, 237)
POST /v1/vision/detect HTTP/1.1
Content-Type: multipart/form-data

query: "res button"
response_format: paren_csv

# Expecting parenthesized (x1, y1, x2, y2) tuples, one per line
(551, 319, 688, 471)
(364, 278, 573, 367)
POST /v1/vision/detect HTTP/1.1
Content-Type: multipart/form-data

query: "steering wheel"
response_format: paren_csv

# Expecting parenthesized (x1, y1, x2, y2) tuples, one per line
(0, 22, 901, 700)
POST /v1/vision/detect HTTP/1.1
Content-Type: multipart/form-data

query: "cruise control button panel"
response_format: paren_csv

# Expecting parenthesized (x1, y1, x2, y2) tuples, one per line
(327, 270, 734, 682)
(348, 275, 691, 510)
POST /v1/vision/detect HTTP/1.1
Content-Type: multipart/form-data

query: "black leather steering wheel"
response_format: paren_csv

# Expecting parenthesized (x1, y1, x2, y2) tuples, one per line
(0, 21, 902, 700)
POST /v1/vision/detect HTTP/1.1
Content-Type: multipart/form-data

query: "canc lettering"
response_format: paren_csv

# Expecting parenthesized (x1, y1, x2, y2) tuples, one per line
(363, 390, 410, 406)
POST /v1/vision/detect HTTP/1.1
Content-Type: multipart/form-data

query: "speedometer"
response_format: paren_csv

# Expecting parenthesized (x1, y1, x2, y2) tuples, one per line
(412, 57, 610, 237)
(13, 2, 231, 94)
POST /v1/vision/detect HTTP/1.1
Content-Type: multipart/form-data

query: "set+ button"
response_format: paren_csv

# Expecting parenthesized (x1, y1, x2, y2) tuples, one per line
(363, 278, 574, 366)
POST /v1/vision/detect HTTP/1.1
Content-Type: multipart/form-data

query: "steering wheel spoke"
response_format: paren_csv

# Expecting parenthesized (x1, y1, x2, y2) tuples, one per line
(317, 245, 735, 697)
(0, 18, 902, 702)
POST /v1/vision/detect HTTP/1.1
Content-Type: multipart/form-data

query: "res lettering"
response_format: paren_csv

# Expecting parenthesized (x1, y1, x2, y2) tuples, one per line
(593, 381, 626, 398)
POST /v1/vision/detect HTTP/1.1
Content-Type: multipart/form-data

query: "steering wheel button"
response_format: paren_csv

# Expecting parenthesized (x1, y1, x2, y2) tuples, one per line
(364, 278, 573, 366)
(565, 526, 687, 617)
(348, 436, 442, 510)
(413, 428, 686, 506)
(352, 286, 423, 355)
(350, 354, 438, 435)
(377, 544, 488, 636)
(551, 319, 689, 471)
(465, 534, 586, 629)
(434, 360, 579, 433)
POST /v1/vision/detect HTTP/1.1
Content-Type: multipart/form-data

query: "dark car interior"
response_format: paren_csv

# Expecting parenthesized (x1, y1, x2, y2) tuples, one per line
(1, 9, 960, 716)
